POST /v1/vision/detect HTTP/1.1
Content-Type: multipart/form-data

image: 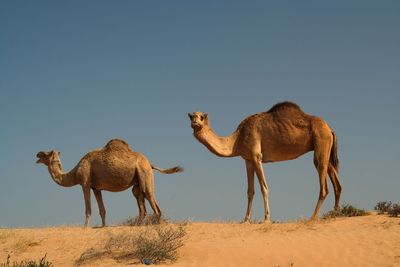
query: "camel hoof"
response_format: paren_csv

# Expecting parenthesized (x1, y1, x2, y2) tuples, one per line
(242, 219, 251, 224)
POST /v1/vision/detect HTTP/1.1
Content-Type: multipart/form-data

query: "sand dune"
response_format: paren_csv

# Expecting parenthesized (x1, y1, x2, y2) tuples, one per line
(1, 214, 399, 267)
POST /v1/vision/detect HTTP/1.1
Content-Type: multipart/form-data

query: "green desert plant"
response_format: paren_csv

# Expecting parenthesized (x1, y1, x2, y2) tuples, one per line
(322, 204, 368, 219)
(0, 254, 52, 267)
(374, 201, 392, 214)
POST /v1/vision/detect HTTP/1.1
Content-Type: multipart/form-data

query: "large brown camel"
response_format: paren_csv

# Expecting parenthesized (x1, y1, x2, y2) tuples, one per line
(36, 139, 183, 227)
(188, 101, 341, 223)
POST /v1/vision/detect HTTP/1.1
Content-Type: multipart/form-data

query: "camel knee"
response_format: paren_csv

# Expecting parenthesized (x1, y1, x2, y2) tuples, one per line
(337, 183, 342, 194)
(260, 185, 269, 197)
(319, 188, 328, 200)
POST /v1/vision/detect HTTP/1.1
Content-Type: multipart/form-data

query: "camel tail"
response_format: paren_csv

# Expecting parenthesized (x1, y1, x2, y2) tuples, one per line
(330, 131, 339, 171)
(151, 165, 184, 174)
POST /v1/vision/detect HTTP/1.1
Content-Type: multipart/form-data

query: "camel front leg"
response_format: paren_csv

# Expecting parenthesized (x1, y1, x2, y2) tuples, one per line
(244, 160, 255, 223)
(93, 189, 106, 227)
(253, 156, 271, 223)
(82, 186, 91, 227)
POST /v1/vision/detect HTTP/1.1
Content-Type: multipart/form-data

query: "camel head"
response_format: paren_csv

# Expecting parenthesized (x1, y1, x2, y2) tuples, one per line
(188, 111, 209, 131)
(36, 150, 62, 169)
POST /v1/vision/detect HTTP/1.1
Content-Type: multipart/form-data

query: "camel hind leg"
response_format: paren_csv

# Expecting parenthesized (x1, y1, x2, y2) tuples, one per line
(138, 167, 162, 222)
(132, 185, 147, 220)
(328, 163, 342, 210)
(145, 192, 162, 220)
(311, 140, 331, 220)
(93, 189, 106, 227)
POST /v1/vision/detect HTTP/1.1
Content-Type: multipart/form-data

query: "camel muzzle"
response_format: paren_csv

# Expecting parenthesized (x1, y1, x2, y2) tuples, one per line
(36, 151, 46, 164)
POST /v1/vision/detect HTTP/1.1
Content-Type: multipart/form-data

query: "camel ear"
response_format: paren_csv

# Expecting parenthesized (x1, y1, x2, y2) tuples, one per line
(202, 113, 208, 120)
(188, 113, 194, 120)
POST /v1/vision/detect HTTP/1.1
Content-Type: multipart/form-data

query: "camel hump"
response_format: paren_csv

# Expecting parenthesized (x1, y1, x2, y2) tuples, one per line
(104, 139, 131, 150)
(267, 101, 304, 114)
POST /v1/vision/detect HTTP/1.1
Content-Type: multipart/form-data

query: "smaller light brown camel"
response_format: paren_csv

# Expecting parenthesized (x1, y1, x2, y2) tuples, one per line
(188, 101, 342, 223)
(36, 139, 183, 227)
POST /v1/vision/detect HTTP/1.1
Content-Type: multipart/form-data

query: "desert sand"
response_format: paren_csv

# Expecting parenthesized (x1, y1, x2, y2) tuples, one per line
(1, 214, 399, 267)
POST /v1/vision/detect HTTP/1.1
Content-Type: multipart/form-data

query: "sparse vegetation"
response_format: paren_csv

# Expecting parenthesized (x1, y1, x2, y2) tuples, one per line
(374, 201, 392, 214)
(322, 204, 368, 219)
(0, 254, 52, 267)
(120, 214, 162, 226)
(374, 201, 400, 217)
(76, 224, 186, 265)
(388, 203, 400, 217)
(132, 225, 185, 264)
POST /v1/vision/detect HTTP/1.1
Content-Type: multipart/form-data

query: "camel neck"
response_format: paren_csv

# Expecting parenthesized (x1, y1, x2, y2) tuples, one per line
(48, 163, 79, 187)
(194, 126, 240, 158)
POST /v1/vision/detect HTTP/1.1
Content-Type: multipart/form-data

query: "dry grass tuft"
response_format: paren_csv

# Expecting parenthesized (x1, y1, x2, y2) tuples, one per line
(0, 254, 52, 267)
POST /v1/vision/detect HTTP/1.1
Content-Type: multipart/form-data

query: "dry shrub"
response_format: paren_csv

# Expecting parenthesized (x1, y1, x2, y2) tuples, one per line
(374, 201, 392, 214)
(132, 225, 185, 264)
(120, 214, 161, 226)
(388, 203, 400, 217)
(76, 224, 185, 265)
(374, 201, 400, 217)
(322, 204, 368, 219)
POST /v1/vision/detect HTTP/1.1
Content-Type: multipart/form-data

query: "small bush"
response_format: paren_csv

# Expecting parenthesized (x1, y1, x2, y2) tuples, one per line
(133, 225, 185, 264)
(1, 254, 52, 267)
(388, 203, 400, 217)
(374, 201, 392, 214)
(374, 201, 400, 217)
(322, 204, 368, 219)
(120, 214, 161, 226)
(76, 224, 186, 265)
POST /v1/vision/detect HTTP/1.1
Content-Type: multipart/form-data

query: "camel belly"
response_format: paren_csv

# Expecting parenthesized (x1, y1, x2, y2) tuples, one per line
(90, 156, 138, 191)
(90, 168, 136, 192)
(261, 137, 313, 163)
(91, 177, 134, 192)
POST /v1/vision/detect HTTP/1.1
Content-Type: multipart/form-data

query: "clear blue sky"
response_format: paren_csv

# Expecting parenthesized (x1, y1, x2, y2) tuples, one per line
(1, 1, 399, 227)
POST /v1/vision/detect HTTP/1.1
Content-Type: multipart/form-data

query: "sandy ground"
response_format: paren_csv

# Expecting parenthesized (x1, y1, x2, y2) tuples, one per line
(1, 214, 399, 267)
